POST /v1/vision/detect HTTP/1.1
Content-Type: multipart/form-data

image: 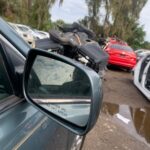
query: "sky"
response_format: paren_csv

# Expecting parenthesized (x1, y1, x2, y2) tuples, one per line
(50, 0, 150, 41)
(50, 0, 88, 23)
(139, 0, 150, 41)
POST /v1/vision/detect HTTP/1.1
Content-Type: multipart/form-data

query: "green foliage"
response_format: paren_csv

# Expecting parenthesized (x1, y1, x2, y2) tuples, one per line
(52, 19, 66, 29)
(80, 0, 150, 49)
(0, 0, 54, 31)
(127, 23, 146, 49)
(0, 0, 150, 49)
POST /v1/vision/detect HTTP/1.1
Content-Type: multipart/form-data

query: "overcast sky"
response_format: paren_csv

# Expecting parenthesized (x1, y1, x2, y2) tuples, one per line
(50, 0, 88, 23)
(139, 0, 150, 41)
(51, 0, 150, 41)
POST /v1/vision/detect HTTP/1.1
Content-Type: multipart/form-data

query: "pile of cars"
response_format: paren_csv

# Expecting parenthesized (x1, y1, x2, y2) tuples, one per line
(104, 37, 150, 101)
(104, 37, 137, 71)
(9, 22, 49, 47)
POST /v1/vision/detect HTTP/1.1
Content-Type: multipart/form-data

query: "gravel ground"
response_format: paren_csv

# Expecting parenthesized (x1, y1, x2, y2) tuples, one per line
(82, 68, 150, 150)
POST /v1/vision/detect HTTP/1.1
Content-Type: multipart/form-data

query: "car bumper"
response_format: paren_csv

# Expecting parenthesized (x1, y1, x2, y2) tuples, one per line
(108, 59, 136, 69)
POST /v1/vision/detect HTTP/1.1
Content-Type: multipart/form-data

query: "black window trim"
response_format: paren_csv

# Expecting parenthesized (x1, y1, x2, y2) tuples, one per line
(0, 34, 26, 111)
(0, 34, 25, 60)
(0, 35, 25, 95)
(0, 41, 14, 94)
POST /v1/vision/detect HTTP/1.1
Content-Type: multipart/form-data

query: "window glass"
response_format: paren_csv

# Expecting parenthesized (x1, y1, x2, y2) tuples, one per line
(0, 47, 13, 100)
(18, 26, 29, 32)
(27, 55, 91, 127)
(28, 55, 91, 99)
(110, 44, 133, 51)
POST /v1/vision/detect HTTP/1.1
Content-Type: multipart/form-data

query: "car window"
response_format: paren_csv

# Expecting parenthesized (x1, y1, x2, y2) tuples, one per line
(18, 26, 29, 32)
(0, 46, 13, 100)
(110, 44, 133, 51)
(28, 55, 91, 99)
(137, 51, 143, 54)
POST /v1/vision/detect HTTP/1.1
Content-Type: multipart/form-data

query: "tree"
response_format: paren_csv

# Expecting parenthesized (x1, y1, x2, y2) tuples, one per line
(0, 0, 62, 30)
(0, 0, 149, 49)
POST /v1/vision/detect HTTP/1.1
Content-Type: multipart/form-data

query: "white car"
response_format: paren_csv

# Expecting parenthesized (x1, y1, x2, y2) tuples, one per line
(133, 53, 150, 100)
(16, 24, 42, 39)
(135, 49, 150, 61)
(9, 22, 35, 47)
(16, 24, 49, 40)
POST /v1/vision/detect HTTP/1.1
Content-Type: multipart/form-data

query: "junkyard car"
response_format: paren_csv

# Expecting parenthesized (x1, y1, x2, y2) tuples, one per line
(104, 42, 137, 71)
(133, 53, 150, 100)
(9, 22, 35, 47)
(0, 17, 102, 150)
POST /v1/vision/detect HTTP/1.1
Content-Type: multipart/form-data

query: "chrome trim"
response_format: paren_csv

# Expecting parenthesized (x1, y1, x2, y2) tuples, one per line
(33, 98, 91, 104)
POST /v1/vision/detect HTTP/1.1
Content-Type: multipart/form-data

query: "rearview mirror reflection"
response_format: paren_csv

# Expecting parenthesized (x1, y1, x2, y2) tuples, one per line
(27, 55, 92, 127)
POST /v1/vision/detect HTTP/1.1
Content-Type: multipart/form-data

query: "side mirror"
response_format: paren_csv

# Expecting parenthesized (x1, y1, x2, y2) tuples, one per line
(23, 49, 103, 135)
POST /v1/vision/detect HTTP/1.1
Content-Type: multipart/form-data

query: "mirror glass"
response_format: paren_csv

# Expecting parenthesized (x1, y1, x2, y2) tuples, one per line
(27, 55, 91, 127)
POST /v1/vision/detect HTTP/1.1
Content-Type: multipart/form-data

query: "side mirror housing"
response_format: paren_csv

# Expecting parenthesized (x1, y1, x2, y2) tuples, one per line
(23, 49, 103, 135)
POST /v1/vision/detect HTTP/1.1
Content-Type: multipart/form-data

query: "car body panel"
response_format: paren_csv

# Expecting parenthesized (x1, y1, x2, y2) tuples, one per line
(0, 101, 76, 150)
(133, 54, 150, 100)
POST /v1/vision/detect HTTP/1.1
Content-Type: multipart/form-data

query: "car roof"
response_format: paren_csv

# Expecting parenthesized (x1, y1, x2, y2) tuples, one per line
(0, 18, 30, 57)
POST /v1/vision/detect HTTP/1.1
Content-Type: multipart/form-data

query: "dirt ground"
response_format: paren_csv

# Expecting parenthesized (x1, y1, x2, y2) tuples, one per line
(83, 68, 150, 150)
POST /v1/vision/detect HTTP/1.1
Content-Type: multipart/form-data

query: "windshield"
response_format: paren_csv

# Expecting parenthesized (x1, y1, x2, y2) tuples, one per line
(17, 26, 29, 32)
(110, 44, 133, 51)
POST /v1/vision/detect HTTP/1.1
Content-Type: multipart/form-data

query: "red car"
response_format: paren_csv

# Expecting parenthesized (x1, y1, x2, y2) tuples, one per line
(104, 43, 136, 70)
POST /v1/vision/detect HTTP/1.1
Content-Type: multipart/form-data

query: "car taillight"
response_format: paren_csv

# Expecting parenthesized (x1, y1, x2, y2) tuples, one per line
(131, 57, 136, 61)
